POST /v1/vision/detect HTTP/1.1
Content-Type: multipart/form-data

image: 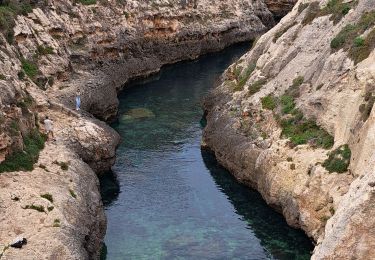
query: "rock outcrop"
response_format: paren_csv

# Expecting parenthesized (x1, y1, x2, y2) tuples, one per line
(203, 0, 375, 259)
(8, 0, 277, 121)
(0, 0, 292, 259)
(265, 0, 298, 19)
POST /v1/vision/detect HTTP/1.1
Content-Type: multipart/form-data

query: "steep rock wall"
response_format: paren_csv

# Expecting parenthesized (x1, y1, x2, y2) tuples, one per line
(0, 0, 292, 259)
(203, 0, 375, 259)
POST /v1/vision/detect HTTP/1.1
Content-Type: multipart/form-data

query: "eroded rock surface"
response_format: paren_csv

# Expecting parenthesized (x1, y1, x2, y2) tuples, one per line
(0, 0, 291, 259)
(203, 0, 375, 259)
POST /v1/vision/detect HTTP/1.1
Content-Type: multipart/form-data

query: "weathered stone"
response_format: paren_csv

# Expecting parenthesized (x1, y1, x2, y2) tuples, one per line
(203, 0, 375, 259)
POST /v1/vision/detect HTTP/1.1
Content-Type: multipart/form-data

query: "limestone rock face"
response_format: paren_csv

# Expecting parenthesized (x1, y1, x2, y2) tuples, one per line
(203, 0, 375, 259)
(5, 0, 281, 121)
(0, 0, 291, 259)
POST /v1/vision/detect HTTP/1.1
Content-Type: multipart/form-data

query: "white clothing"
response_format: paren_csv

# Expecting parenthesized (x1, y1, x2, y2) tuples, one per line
(44, 119, 53, 132)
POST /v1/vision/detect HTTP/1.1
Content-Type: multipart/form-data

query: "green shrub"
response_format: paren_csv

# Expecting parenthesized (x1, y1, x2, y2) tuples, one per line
(330, 24, 357, 49)
(232, 63, 256, 92)
(0, 129, 46, 173)
(281, 118, 334, 148)
(323, 144, 351, 173)
(17, 71, 25, 80)
(359, 93, 375, 121)
(248, 79, 267, 96)
(21, 58, 38, 79)
(24, 204, 45, 212)
(331, 11, 375, 63)
(76, 0, 97, 5)
(53, 218, 60, 227)
(292, 76, 304, 88)
(290, 163, 296, 170)
(0, 74, 6, 80)
(238, 64, 255, 87)
(357, 39, 368, 52)
(40, 193, 53, 203)
(280, 95, 295, 114)
(276, 83, 334, 149)
(36, 45, 54, 55)
(47, 206, 54, 211)
(349, 29, 375, 64)
(53, 161, 69, 171)
(321, 0, 353, 24)
(261, 95, 277, 110)
(302, 0, 357, 26)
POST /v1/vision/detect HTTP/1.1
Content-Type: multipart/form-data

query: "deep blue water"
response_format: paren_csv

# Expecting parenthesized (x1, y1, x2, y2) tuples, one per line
(100, 43, 313, 260)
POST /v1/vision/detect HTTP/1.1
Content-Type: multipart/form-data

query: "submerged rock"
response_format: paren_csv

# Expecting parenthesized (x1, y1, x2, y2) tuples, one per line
(122, 108, 156, 120)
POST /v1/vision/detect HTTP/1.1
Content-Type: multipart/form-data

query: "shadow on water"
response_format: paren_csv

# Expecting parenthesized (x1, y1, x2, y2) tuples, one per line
(99, 171, 120, 207)
(201, 150, 314, 259)
(101, 42, 314, 259)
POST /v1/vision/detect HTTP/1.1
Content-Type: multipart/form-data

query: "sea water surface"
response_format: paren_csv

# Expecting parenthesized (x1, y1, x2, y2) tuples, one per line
(101, 43, 313, 260)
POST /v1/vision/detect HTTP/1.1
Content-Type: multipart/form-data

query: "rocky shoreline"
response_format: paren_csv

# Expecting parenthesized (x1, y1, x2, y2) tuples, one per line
(0, 0, 287, 259)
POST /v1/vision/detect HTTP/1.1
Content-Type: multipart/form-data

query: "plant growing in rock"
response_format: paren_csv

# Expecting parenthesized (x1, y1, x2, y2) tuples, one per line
(36, 45, 54, 56)
(261, 95, 277, 110)
(23, 204, 45, 213)
(273, 77, 334, 149)
(248, 79, 267, 96)
(323, 144, 351, 173)
(76, 0, 97, 5)
(331, 11, 375, 64)
(21, 58, 38, 79)
(0, 129, 46, 173)
(302, 0, 357, 26)
(359, 91, 375, 122)
(69, 189, 77, 199)
(53, 161, 69, 171)
(228, 63, 256, 92)
(40, 193, 53, 203)
(53, 219, 60, 227)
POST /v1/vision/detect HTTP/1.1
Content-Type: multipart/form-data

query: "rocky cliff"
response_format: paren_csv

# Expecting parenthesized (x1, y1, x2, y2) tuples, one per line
(0, 0, 287, 259)
(203, 0, 375, 259)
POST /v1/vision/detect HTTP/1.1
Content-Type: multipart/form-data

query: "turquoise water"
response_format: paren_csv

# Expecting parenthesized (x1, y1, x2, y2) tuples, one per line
(101, 43, 313, 260)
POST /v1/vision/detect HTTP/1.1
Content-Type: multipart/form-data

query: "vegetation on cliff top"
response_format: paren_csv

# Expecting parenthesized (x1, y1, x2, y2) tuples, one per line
(0, 129, 46, 173)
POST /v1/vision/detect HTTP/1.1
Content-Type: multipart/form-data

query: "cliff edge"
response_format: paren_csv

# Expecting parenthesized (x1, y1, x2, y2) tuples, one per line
(203, 0, 375, 259)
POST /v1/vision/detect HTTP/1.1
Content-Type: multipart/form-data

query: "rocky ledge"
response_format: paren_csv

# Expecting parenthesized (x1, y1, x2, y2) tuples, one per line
(203, 0, 375, 259)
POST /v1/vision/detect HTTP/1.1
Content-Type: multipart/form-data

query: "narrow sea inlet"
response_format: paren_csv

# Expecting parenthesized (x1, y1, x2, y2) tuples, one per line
(100, 43, 313, 260)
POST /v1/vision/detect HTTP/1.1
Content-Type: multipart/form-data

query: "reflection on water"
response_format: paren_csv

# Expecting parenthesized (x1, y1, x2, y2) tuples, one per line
(101, 42, 313, 260)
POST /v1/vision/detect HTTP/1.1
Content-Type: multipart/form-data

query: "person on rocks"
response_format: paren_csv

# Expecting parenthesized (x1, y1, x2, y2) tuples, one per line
(44, 116, 55, 141)
(76, 90, 81, 111)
